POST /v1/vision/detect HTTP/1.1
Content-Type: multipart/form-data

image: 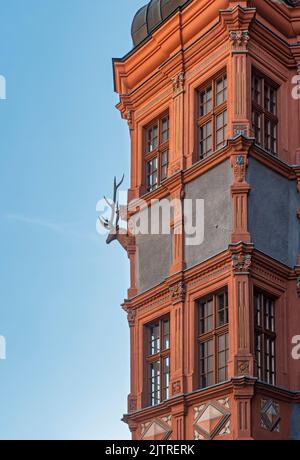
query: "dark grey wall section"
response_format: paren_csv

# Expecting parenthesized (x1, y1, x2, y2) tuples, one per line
(247, 158, 300, 267)
(290, 404, 300, 440)
(135, 234, 172, 294)
(185, 160, 232, 269)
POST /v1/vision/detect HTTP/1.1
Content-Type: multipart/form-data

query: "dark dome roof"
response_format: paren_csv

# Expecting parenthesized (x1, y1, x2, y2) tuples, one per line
(131, 0, 300, 48)
(132, 0, 190, 47)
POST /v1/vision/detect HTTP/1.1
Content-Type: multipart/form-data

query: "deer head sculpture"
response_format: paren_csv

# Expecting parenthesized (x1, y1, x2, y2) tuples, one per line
(99, 175, 134, 251)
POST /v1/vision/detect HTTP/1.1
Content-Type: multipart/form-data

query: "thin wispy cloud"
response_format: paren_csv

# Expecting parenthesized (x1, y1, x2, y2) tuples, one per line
(3, 213, 99, 243)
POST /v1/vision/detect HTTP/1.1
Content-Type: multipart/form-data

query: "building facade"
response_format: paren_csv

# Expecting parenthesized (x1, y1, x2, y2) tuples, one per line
(109, 0, 300, 440)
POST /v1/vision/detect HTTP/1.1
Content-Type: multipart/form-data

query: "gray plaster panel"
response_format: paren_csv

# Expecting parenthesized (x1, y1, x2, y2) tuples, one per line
(184, 160, 232, 269)
(135, 233, 172, 294)
(290, 404, 300, 440)
(247, 158, 300, 267)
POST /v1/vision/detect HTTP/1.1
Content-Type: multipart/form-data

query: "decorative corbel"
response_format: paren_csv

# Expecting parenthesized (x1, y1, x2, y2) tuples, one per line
(169, 281, 186, 305)
(229, 242, 254, 274)
(172, 71, 185, 98)
(126, 109, 134, 130)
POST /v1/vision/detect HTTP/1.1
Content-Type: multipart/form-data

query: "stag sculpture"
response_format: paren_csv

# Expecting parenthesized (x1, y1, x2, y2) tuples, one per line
(99, 175, 134, 251)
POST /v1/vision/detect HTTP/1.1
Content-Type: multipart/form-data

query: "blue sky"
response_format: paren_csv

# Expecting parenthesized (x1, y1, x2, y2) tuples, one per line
(0, 0, 146, 440)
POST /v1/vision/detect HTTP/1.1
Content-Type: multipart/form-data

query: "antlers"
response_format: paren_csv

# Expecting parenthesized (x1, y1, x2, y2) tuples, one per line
(99, 175, 125, 237)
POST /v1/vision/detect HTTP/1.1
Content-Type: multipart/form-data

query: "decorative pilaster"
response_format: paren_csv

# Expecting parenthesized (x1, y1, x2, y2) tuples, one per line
(229, 242, 255, 380)
(232, 377, 255, 440)
(291, 46, 300, 163)
(126, 109, 134, 131)
(124, 305, 139, 416)
(127, 244, 138, 299)
(169, 181, 185, 275)
(229, 137, 253, 244)
(171, 403, 186, 440)
(170, 71, 185, 175)
(221, 6, 256, 138)
(168, 279, 186, 400)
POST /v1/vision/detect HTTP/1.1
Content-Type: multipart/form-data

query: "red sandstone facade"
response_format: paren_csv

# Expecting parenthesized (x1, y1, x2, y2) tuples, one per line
(109, 0, 300, 440)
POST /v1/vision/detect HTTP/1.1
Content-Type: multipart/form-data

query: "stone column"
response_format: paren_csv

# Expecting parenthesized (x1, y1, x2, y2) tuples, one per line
(221, 5, 256, 138)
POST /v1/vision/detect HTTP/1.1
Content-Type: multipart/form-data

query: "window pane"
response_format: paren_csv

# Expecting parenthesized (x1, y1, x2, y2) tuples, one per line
(149, 361, 160, 406)
(147, 157, 158, 192)
(147, 125, 158, 152)
(255, 292, 262, 327)
(162, 117, 169, 143)
(163, 357, 170, 401)
(149, 322, 160, 355)
(216, 111, 227, 150)
(199, 340, 214, 388)
(216, 75, 227, 106)
(161, 150, 169, 181)
(252, 110, 261, 145)
(252, 75, 261, 105)
(200, 121, 213, 159)
(217, 291, 229, 327)
(200, 298, 213, 334)
(217, 333, 229, 383)
(255, 290, 276, 385)
(200, 86, 212, 116)
(163, 319, 170, 350)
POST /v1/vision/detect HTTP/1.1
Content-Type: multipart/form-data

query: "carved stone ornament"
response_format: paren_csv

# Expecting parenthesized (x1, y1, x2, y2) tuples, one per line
(127, 308, 136, 327)
(126, 110, 133, 129)
(172, 72, 185, 97)
(141, 418, 172, 441)
(194, 401, 231, 440)
(232, 253, 252, 272)
(172, 380, 182, 395)
(238, 360, 250, 376)
(169, 281, 186, 303)
(233, 155, 247, 183)
(233, 125, 248, 137)
(261, 399, 280, 433)
(128, 395, 137, 413)
(229, 30, 250, 51)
